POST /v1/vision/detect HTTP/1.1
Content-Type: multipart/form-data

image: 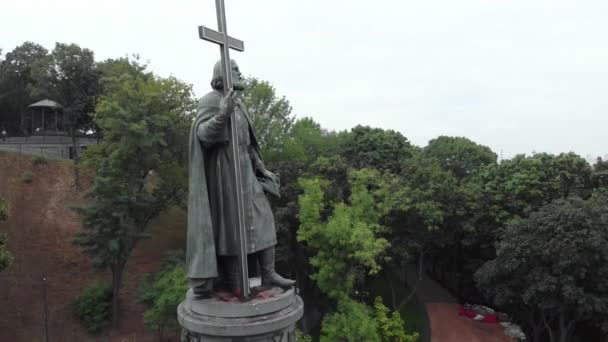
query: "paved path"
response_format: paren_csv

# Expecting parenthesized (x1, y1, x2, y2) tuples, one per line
(406, 266, 514, 342)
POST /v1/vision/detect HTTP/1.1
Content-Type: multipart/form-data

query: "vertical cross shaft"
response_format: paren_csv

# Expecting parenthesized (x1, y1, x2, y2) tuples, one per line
(199, 0, 249, 299)
(215, 0, 232, 92)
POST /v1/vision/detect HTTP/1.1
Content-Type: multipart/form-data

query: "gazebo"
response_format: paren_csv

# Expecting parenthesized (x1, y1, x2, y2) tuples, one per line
(27, 99, 66, 136)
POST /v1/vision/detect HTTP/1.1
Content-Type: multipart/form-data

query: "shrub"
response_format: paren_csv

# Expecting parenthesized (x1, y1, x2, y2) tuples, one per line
(32, 156, 49, 166)
(0, 197, 7, 221)
(137, 251, 187, 339)
(142, 264, 187, 337)
(21, 171, 33, 183)
(0, 234, 14, 272)
(72, 282, 112, 333)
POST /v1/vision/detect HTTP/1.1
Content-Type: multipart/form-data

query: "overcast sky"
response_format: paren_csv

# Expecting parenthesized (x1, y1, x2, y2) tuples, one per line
(2, 0, 607, 160)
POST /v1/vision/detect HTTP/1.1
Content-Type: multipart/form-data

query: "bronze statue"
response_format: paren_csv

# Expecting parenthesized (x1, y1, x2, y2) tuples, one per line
(186, 60, 295, 297)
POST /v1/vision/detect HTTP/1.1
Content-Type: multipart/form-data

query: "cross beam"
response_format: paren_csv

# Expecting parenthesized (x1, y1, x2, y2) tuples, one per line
(198, 0, 250, 300)
(198, 26, 244, 52)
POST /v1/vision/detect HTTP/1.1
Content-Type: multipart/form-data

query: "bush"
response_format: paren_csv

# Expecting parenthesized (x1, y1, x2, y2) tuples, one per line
(142, 264, 187, 337)
(374, 297, 419, 342)
(21, 171, 33, 183)
(320, 299, 380, 342)
(32, 155, 49, 166)
(137, 251, 187, 339)
(0, 197, 7, 221)
(0, 234, 14, 272)
(72, 283, 112, 333)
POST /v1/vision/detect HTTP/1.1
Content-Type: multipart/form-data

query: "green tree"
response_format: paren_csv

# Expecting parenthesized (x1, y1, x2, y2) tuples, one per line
(72, 282, 113, 333)
(297, 169, 390, 300)
(477, 152, 592, 226)
(374, 297, 419, 342)
(241, 77, 294, 158)
(340, 125, 414, 174)
(320, 299, 381, 342)
(298, 169, 418, 341)
(269, 117, 344, 164)
(0, 196, 14, 272)
(592, 157, 608, 189)
(0, 41, 48, 135)
(141, 263, 188, 339)
(73, 59, 191, 326)
(475, 193, 608, 342)
(422, 136, 497, 182)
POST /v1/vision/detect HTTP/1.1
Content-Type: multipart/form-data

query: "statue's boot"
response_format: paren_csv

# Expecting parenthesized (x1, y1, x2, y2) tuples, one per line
(260, 247, 296, 288)
(191, 279, 213, 298)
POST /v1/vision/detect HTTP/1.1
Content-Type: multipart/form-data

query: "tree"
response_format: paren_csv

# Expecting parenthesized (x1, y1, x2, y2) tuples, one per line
(477, 152, 592, 226)
(592, 157, 608, 189)
(141, 263, 188, 339)
(298, 169, 419, 341)
(320, 299, 381, 342)
(73, 59, 192, 327)
(241, 77, 294, 157)
(422, 136, 496, 183)
(0, 196, 14, 272)
(42, 43, 100, 136)
(340, 125, 414, 174)
(475, 193, 608, 342)
(0, 42, 48, 135)
(297, 169, 391, 300)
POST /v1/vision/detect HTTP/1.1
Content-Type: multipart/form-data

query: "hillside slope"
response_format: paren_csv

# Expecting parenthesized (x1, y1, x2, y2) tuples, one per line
(0, 152, 186, 342)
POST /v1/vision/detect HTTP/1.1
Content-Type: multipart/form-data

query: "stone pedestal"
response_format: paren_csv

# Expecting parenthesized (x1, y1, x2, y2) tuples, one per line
(178, 287, 304, 342)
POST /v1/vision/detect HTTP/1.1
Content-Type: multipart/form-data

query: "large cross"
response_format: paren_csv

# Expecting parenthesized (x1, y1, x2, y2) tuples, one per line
(198, 0, 250, 299)
(198, 0, 244, 93)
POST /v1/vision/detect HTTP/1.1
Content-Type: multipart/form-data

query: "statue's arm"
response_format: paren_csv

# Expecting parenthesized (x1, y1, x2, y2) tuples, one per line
(251, 148, 268, 174)
(196, 107, 227, 147)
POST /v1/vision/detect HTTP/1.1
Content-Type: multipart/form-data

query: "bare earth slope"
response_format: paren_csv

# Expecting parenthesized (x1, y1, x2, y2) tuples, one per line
(0, 152, 185, 342)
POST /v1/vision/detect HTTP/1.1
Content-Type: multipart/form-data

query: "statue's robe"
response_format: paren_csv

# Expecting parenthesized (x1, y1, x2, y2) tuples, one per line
(186, 90, 278, 280)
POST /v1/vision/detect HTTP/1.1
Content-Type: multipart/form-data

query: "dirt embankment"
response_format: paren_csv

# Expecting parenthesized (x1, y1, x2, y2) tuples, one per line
(0, 152, 186, 342)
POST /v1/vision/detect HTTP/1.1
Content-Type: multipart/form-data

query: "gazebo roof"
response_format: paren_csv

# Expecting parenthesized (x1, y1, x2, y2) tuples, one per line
(28, 99, 63, 109)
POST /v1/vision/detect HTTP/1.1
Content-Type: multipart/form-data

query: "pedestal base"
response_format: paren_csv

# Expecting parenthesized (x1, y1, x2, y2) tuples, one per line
(178, 287, 304, 342)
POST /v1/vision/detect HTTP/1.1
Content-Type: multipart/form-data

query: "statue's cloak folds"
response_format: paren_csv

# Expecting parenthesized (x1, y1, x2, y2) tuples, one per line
(186, 91, 274, 279)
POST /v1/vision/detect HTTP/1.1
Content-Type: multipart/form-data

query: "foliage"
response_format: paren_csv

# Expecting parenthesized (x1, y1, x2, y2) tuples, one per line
(71, 282, 112, 333)
(265, 117, 344, 164)
(423, 136, 496, 182)
(341, 125, 414, 174)
(142, 263, 188, 336)
(0, 233, 13, 272)
(0, 196, 6, 221)
(0, 197, 13, 272)
(298, 169, 391, 300)
(73, 58, 191, 325)
(475, 192, 608, 341)
(296, 330, 313, 342)
(593, 157, 608, 189)
(241, 77, 294, 157)
(35, 43, 101, 137)
(477, 152, 592, 225)
(0, 42, 48, 135)
(374, 297, 419, 342)
(32, 155, 48, 165)
(319, 297, 419, 342)
(320, 299, 381, 342)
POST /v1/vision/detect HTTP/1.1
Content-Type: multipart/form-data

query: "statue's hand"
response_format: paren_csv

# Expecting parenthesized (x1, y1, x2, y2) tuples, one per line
(263, 170, 280, 185)
(219, 90, 239, 117)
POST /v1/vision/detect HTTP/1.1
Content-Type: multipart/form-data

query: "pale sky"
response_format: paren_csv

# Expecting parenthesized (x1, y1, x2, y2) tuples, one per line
(2, 0, 607, 160)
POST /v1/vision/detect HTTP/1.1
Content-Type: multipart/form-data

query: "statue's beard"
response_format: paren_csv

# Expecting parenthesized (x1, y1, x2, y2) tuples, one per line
(232, 80, 245, 91)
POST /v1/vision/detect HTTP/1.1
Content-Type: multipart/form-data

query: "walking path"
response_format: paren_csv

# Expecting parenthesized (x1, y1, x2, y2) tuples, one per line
(406, 266, 514, 342)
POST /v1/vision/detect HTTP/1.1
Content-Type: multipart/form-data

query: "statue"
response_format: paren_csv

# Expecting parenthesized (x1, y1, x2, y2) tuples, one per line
(186, 59, 295, 297)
